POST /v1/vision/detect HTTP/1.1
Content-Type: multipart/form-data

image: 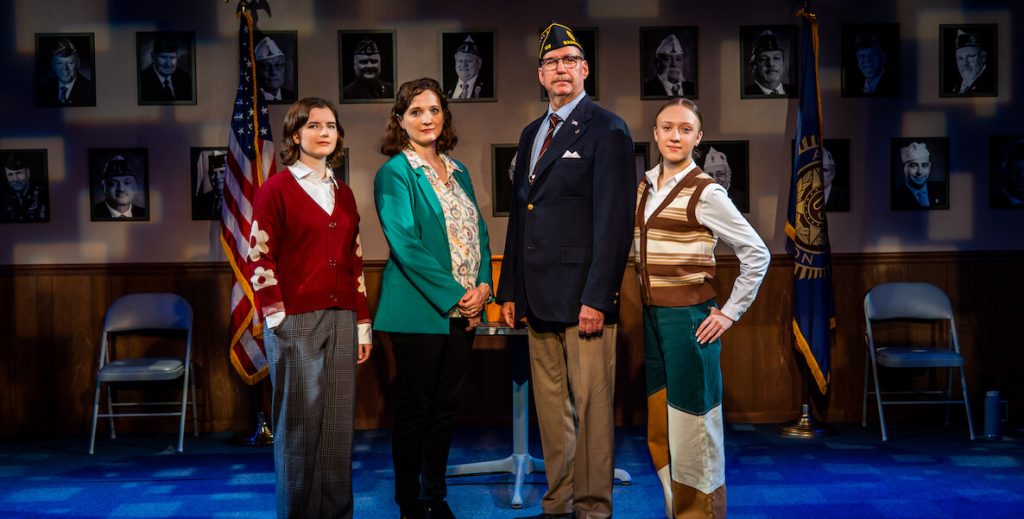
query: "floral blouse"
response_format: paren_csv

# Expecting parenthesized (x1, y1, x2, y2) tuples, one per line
(403, 149, 481, 315)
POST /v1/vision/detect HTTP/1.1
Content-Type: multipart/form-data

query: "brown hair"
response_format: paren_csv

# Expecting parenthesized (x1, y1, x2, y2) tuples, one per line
(654, 98, 705, 162)
(279, 97, 346, 168)
(379, 77, 458, 156)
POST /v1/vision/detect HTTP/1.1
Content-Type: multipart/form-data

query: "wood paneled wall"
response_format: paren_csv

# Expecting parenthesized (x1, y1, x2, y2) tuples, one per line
(2, 251, 1020, 437)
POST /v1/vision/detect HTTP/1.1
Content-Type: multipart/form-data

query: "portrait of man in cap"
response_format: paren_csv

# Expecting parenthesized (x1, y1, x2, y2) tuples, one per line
(34, 33, 97, 107)
(339, 31, 395, 102)
(841, 24, 900, 97)
(990, 136, 1024, 209)
(891, 138, 949, 211)
(0, 150, 49, 223)
(89, 149, 149, 221)
(697, 141, 750, 212)
(441, 32, 495, 101)
(255, 32, 298, 104)
(137, 31, 196, 105)
(740, 25, 798, 99)
(190, 148, 228, 221)
(640, 27, 698, 99)
(940, 24, 997, 97)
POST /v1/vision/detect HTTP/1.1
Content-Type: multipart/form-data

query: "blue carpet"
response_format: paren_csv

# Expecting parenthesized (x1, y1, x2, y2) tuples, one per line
(1, 424, 1022, 518)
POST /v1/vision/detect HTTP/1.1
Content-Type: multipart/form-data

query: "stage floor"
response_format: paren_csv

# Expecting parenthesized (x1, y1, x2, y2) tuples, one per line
(1, 423, 1022, 518)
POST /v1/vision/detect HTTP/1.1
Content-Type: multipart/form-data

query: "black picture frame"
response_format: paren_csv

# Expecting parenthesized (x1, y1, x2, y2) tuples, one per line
(190, 147, 228, 221)
(440, 31, 496, 102)
(740, 25, 798, 99)
(136, 31, 197, 105)
(0, 149, 50, 223)
(634, 142, 651, 185)
(338, 147, 350, 185)
(695, 140, 750, 213)
(890, 137, 949, 211)
(789, 138, 851, 212)
(89, 148, 150, 222)
(639, 26, 699, 100)
(338, 30, 396, 103)
(34, 33, 97, 107)
(989, 135, 1024, 209)
(491, 144, 518, 217)
(939, 24, 998, 98)
(541, 27, 598, 101)
(255, 30, 299, 105)
(841, 23, 901, 98)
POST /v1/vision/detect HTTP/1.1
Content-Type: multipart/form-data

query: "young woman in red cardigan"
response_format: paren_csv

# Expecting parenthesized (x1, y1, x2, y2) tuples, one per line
(248, 97, 372, 519)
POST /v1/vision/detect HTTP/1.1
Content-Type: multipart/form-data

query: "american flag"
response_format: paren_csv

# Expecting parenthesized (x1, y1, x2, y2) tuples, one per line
(222, 9, 276, 384)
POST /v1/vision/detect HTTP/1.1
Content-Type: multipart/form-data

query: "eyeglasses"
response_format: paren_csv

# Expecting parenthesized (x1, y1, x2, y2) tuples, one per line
(539, 55, 584, 71)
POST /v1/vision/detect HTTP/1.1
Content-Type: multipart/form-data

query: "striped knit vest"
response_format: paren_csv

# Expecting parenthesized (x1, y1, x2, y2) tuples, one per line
(634, 165, 718, 307)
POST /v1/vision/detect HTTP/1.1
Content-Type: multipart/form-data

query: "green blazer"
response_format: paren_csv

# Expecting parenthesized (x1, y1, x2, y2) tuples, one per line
(373, 152, 493, 334)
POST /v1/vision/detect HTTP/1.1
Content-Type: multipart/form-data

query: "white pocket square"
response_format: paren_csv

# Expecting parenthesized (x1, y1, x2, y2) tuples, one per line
(562, 150, 581, 159)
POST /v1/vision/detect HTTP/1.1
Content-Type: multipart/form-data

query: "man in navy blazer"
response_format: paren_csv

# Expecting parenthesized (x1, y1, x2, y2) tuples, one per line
(497, 22, 634, 519)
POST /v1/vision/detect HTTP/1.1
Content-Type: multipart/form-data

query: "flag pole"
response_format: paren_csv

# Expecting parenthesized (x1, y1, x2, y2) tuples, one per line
(227, 0, 275, 447)
(778, 354, 831, 438)
(778, 0, 834, 439)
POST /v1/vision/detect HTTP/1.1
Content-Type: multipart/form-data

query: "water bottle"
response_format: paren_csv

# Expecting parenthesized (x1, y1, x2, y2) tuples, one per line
(984, 390, 1002, 440)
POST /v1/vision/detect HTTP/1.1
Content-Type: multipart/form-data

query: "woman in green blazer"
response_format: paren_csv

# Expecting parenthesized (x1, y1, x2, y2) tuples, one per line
(373, 77, 491, 519)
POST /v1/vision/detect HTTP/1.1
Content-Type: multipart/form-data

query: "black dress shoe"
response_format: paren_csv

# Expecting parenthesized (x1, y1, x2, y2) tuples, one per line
(399, 503, 425, 519)
(422, 499, 456, 519)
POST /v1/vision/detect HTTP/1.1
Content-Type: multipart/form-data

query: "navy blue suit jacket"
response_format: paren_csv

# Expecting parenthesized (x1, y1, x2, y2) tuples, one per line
(496, 95, 635, 324)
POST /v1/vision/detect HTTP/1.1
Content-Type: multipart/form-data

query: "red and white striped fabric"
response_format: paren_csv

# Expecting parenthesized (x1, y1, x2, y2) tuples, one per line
(222, 10, 276, 384)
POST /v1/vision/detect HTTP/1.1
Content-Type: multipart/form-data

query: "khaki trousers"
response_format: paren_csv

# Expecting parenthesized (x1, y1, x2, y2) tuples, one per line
(528, 322, 617, 519)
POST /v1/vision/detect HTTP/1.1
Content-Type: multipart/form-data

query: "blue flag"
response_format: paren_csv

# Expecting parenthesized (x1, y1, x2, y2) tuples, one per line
(785, 8, 835, 394)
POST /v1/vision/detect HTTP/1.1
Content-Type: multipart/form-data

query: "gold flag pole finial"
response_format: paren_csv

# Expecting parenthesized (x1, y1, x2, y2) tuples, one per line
(231, 0, 272, 21)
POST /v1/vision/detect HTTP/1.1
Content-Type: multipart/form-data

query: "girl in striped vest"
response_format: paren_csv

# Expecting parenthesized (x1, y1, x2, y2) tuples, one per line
(635, 99, 770, 518)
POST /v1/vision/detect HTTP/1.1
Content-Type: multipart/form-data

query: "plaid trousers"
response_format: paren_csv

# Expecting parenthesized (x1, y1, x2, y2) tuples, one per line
(265, 308, 357, 519)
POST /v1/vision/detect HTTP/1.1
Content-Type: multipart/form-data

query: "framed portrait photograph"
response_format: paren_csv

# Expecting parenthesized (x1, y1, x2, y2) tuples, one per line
(0, 149, 50, 223)
(255, 30, 298, 105)
(740, 25, 798, 99)
(541, 27, 598, 101)
(634, 142, 651, 184)
(695, 140, 749, 212)
(841, 23, 900, 97)
(939, 24, 997, 97)
(640, 26, 698, 100)
(136, 31, 196, 105)
(890, 137, 949, 211)
(491, 144, 518, 217)
(789, 138, 851, 212)
(338, 30, 396, 103)
(89, 148, 150, 221)
(441, 31, 495, 102)
(190, 147, 227, 221)
(35, 33, 97, 107)
(989, 136, 1024, 209)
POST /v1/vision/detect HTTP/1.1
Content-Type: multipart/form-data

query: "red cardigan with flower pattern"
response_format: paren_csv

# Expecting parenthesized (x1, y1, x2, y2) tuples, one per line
(248, 168, 370, 324)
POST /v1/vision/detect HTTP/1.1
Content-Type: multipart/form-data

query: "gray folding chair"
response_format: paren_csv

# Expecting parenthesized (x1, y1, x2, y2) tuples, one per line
(862, 282, 975, 441)
(89, 293, 198, 454)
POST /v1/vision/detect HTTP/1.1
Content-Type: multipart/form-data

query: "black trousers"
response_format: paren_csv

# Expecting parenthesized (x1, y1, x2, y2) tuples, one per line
(390, 319, 474, 509)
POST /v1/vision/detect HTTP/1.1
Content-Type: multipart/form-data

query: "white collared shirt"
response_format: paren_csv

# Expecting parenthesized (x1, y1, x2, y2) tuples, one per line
(454, 76, 478, 98)
(288, 161, 337, 214)
(105, 204, 134, 218)
(658, 72, 688, 96)
(753, 80, 785, 95)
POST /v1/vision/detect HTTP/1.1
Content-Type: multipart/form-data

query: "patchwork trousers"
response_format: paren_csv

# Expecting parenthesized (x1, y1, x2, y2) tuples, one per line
(644, 303, 728, 519)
